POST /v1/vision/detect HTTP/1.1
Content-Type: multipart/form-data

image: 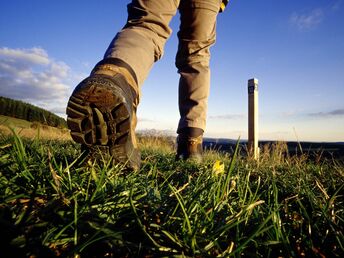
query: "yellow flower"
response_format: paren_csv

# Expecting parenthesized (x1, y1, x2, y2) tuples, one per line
(229, 179, 236, 192)
(212, 160, 225, 176)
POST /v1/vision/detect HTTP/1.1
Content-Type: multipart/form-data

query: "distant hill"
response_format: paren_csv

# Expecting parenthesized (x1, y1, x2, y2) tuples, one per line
(0, 96, 67, 128)
(203, 138, 344, 160)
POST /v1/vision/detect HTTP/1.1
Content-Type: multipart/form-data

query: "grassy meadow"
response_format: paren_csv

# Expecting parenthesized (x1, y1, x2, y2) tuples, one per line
(0, 123, 343, 257)
(0, 115, 70, 141)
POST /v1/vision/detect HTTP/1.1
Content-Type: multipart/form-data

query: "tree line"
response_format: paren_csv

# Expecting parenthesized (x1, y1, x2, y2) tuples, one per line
(0, 96, 67, 128)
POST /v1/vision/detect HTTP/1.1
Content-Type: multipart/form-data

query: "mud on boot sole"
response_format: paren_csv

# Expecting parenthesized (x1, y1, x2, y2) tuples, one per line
(66, 75, 140, 169)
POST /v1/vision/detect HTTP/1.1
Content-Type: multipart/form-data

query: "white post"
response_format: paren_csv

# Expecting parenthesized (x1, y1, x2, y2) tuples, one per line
(248, 78, 259, 159)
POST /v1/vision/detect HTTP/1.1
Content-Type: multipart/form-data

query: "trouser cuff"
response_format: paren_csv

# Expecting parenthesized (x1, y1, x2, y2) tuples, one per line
(178, 127, 204, 137)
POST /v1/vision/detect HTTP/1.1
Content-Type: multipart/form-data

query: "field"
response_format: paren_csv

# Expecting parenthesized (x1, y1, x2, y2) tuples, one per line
(0, 115, 71, 141)
(0, 124, 343, 257)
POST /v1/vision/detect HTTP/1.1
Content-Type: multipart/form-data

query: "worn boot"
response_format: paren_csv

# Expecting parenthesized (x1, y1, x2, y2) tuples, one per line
(176, 128, 203, 162)
(66, 58, 140, 170)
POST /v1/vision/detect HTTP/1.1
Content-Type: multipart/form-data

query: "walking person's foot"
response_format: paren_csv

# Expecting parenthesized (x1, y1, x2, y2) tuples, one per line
(66, 59, 141, 170)
(176, 127, 203, 162)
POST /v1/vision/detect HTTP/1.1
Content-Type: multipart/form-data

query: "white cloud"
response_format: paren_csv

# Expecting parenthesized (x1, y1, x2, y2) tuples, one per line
(209, 114, 245, 120)
(0, 47, 74, 117)
(332, 0, 342, 11)
(290, 8, 324, 30)
(0, 47, 50, 66)
(138, 117, 156, 123)
(308, 108, 344, 117)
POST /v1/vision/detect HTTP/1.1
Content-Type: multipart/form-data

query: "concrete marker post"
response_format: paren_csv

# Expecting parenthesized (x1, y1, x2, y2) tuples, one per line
(248, 78, 259, 159)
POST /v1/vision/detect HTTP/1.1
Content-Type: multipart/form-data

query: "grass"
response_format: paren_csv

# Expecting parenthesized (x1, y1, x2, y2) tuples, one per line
(0, 130, 343, 257)
(0, 115, 70, 141)
(0, 115, 33, 128)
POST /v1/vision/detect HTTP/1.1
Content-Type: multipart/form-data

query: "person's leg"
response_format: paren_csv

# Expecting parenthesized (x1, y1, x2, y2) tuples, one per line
(67, 0, 179, 169)
(176, 0, 220, 133)
(175, 0, 221, 160)
(105, 0, 179, 88)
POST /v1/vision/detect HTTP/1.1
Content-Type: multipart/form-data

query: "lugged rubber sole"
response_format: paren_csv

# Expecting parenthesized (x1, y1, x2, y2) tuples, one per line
(66, 75, 140, 169)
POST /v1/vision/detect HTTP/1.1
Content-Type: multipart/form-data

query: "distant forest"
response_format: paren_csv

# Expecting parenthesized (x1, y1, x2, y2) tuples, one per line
(0, 96, 67, 128)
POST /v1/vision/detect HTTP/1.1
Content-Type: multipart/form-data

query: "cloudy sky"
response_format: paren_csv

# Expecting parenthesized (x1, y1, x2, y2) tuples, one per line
(1, 0, 343, 142)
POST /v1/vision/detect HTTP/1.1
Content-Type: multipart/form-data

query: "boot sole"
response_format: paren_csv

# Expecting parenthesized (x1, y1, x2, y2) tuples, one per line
(66, 75, 136, 167)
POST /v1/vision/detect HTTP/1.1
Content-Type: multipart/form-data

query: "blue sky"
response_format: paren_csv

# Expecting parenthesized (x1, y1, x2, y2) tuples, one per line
(1, 0, 343, 141)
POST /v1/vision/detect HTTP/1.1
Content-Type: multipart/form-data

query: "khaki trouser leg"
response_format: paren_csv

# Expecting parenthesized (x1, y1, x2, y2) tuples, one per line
(176, 0, 220, 133)
(104, 0, 180, 88)
(104, 0, 220, 134)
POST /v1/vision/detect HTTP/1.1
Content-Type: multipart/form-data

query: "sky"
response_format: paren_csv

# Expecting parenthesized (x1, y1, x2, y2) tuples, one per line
(0, 0, 343, 142)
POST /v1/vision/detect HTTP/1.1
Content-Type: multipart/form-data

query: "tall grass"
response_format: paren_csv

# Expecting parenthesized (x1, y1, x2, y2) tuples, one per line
(0, 133, 343, 257)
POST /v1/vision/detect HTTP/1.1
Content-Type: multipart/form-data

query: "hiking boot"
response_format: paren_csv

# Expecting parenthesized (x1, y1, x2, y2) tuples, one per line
(66, 58, 140, 170)
(176, 133, 203, 162)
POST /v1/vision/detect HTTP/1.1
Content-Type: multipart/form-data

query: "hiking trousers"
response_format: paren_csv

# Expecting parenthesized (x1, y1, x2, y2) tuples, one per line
(104, 0, 222, 132)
